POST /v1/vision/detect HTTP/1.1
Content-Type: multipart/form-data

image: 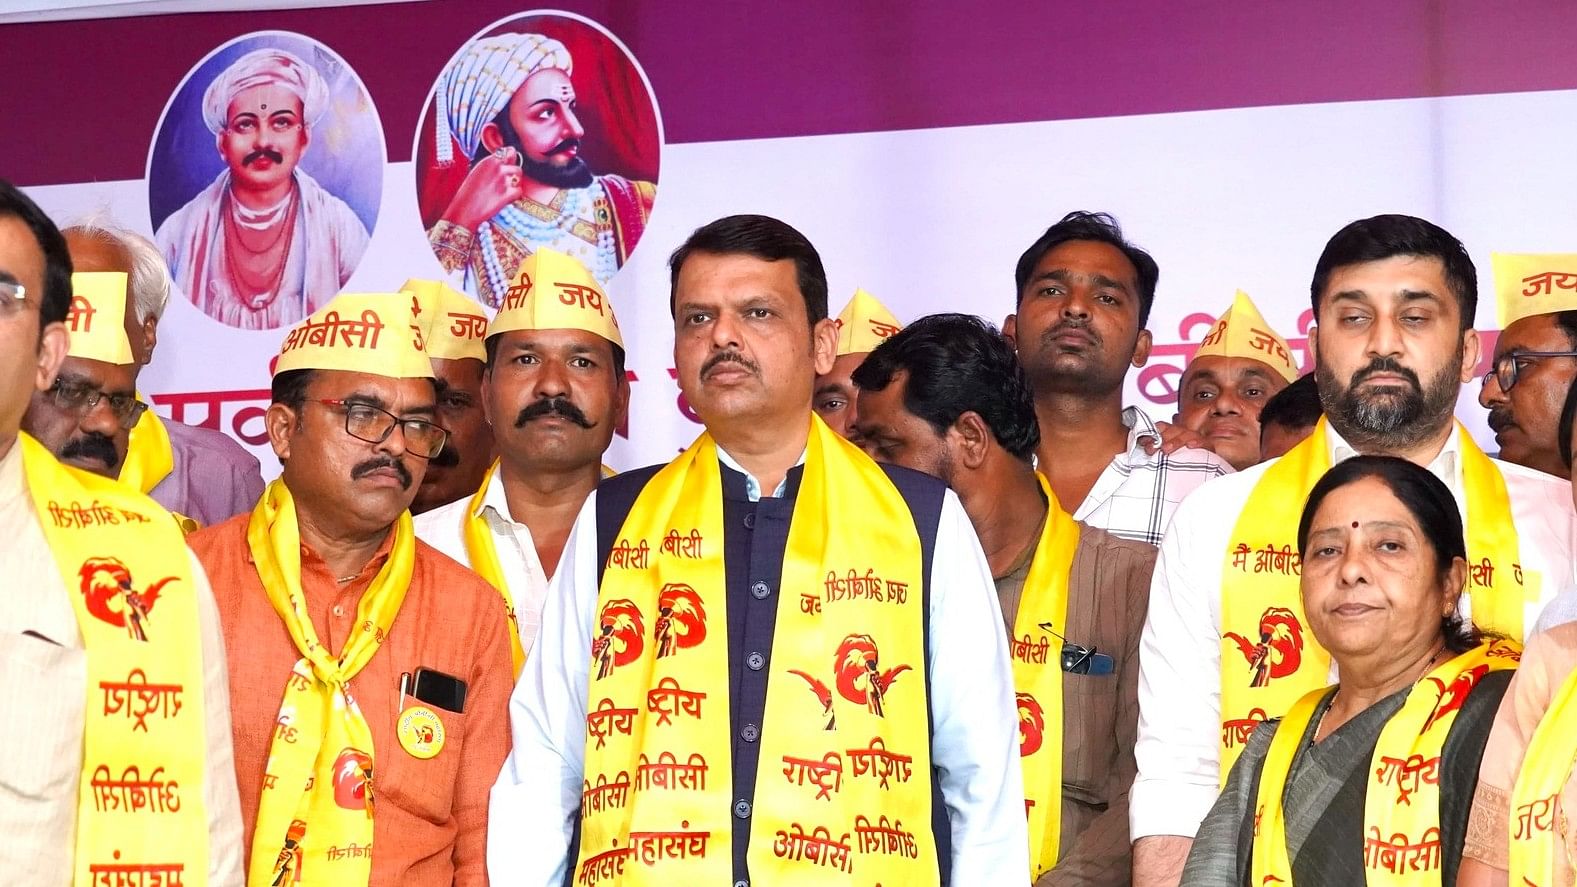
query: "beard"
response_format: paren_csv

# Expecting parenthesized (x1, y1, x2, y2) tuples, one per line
(519, 150, 594, 190)
(1316, 354, 1462, 452)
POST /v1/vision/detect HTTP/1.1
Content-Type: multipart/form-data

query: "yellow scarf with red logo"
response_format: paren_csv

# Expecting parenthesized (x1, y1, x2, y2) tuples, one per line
(1010, 474, 1080, 879)
(245, 480, 413, 886)
(19, 432, 212, 887)
(1251, 639, 1519, 884)
(1219, 419, 1529, 779)
(574, 417, 937, 884)
(1509, 649, 1577, 885)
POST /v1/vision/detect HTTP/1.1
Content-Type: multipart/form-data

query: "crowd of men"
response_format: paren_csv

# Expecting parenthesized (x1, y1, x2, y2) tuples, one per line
(6, 166, 1577, 887)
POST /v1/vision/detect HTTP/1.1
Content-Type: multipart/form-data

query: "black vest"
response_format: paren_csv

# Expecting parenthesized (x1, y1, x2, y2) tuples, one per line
(561, 459, 952, 887)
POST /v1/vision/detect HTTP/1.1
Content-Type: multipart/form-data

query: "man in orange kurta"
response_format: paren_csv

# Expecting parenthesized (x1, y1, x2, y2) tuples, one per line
(190, 292, 513, 885)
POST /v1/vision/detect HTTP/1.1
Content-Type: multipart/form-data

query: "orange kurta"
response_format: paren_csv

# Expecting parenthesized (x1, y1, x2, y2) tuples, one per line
(190, 512, 512, 886)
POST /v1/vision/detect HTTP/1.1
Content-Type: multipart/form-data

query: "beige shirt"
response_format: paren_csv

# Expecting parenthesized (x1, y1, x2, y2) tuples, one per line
(995, 514, 1158, 887)
(0, 438, 244, 886)
(1465, 620, 1577, 882)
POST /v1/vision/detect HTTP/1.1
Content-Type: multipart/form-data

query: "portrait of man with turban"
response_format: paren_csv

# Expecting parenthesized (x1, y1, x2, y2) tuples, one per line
(424, 27, 658, 307)
(155, 46, 372, 330)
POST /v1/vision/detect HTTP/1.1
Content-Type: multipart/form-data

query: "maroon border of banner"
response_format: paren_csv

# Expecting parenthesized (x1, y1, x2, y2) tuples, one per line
(5, 0, 1577, 187)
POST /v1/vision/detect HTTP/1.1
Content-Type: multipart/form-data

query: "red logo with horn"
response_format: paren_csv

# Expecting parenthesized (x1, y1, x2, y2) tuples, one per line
(834, 633, 911, 718)
(1224, 607, 1306, 687)
(332, 747, 373, 813)
(1017, 692, 1045, 757)
(1422, 663, 1489, 733)
(78, 557, 178, 642)
(593, 598, 645, 680)
(654, 583, 707, 659)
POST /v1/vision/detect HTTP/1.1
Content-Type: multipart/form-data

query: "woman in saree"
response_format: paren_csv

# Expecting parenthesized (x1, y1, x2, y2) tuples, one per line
(1180, 455, 1518, 886)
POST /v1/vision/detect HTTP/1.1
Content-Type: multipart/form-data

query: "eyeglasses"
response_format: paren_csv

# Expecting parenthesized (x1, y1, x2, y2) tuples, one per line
(1482, 351, 1577, 392)
(47, 378, 148, 429)
(0, 280, 28, 318)
(316, 399, 448, 459)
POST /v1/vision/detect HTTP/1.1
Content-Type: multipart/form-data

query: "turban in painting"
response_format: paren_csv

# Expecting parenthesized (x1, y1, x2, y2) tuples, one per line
(201, 47, 330, 134)
(435, 32, 573, 166)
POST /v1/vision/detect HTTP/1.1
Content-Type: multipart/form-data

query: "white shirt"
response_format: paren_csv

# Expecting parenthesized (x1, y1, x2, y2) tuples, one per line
(414, 469, 551, 659)
(1071, 407, 1234, 546)
(487, 450, 1029, 886)
(1130, 424, 1577, 841)
(0, 440, 245, 886)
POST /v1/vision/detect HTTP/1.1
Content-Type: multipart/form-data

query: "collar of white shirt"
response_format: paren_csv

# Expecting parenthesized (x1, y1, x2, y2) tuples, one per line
(1117, 406, 1164, 467)
(1325, 421, 1461, 490)
(716, 446, 808, 503)
(471, 463, 513, 523)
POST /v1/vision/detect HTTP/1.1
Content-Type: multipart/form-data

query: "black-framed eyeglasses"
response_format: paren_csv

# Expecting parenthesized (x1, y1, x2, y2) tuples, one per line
(47, 378, 147, 429)
(315, 399, 448, 459)
(1482, 351, 1577, 392)
(0, 280, 28, 318)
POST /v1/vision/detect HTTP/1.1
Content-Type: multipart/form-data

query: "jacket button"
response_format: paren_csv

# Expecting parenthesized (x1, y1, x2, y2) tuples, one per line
(750, 581, 771, 600)
(733, 799, 752, 819)
(746, 651, 765, 671)
(743, 512, 757, 530)
(740, 723, 759, 742)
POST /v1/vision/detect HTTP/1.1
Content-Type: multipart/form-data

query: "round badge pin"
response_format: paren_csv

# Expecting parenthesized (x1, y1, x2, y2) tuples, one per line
(397, 705, 445, 759)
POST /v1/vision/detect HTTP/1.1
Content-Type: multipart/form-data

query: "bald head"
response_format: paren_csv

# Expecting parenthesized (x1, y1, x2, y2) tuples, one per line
(63, 225, 161, 366)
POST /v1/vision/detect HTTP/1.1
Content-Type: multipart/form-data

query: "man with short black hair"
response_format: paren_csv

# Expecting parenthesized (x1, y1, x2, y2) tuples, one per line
(1005, 211, 1231, 545)
(1132, 214, 1577, 887)
(854, 313, 1155, 886)
(1258, 373, 1321, 462)
(491, 215, 1026, 886)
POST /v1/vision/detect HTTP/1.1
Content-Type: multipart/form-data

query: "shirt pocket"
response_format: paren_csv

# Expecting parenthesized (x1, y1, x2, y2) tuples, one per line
(378, 707, 468, 824)
(0, 632, 87, 800)
(1061, 671, 1119, 804)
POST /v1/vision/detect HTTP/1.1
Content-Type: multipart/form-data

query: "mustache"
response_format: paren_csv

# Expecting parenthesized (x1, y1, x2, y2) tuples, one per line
(1040, 319, 1101, 348)
(61, 432, 118, 467)
(1350, 357, 1421, 391)
(1487, 405, 1515, 433)
(350, 456, 413, 489)
(701, 350, 760, 380)
(548, 138, 581, 156)
(243, 147, 285, 167)
(516, 396, 593, 428)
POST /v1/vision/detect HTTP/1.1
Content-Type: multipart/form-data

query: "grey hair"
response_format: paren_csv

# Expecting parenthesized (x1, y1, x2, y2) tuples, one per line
(62, 215, 172, 324)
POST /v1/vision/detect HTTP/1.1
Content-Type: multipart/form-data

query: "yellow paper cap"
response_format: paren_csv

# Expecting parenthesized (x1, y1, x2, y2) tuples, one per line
(1492, 253, 1577, 329)
(1191, 290, 1298, 382)
(402, 278, 488, 361)
(490, 248, 623, 348)
(64, 272, 135, 365)
(834, 289, 903, 356)
(274, 293, 434, 378)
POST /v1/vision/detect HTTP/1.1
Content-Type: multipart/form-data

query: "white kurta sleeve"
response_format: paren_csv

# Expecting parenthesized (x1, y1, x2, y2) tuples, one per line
(487, 492, 599, 887)
(1130, 490, 1225, 840)
(926, 491, 1031, 882)
(190, 551, 245, 887)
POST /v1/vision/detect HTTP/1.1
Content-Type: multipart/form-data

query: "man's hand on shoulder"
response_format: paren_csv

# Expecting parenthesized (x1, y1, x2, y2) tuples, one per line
(1141, 421, 1212, 457)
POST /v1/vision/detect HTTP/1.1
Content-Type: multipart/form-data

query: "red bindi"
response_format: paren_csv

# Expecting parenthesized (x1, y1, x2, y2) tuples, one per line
(1352, 521, 1360, 528)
